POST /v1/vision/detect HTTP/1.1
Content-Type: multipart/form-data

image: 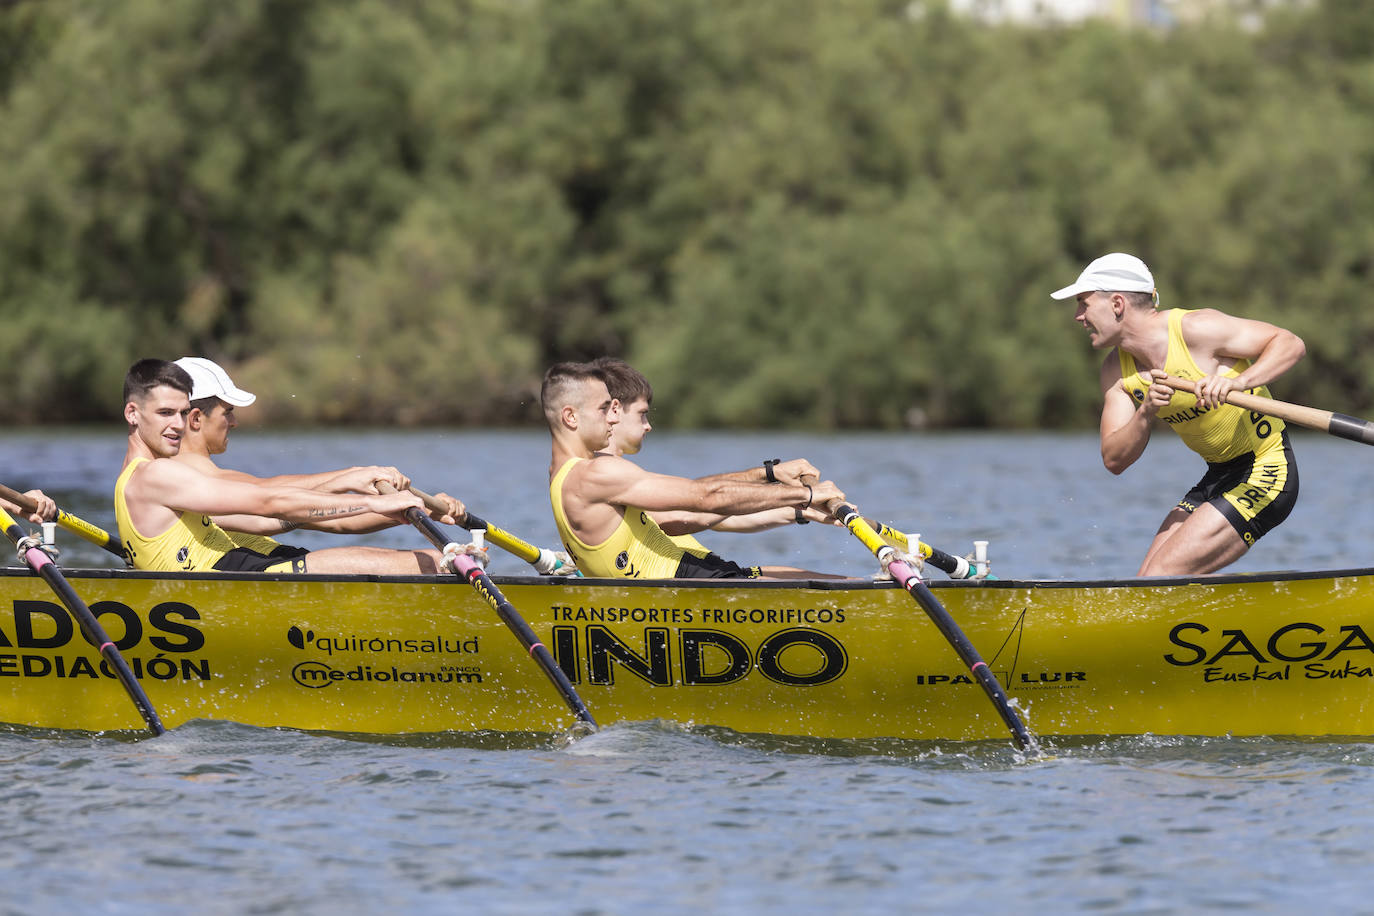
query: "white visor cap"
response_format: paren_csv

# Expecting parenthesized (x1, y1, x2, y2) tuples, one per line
(1050, 252, 1157, 302)
(174, 357, 257, 406)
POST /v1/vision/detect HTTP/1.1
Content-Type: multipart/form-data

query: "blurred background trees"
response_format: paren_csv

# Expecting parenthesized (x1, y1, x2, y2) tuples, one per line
(1, 0, 1369, 428)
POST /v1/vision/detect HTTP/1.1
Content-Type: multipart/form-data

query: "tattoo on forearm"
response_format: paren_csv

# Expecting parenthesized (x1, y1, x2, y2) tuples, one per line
(307, 506, 366, 519)
(278, 520, 300, 533)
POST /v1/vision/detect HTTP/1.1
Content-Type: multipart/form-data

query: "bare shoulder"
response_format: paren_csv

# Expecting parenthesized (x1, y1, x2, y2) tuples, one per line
(138, 456, 204, 488)
(578, 453, 642, 483)
(1179, 307, 1245, 344)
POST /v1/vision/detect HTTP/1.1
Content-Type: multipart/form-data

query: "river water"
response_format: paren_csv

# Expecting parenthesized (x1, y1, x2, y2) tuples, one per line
(2, 427, 1372, 913)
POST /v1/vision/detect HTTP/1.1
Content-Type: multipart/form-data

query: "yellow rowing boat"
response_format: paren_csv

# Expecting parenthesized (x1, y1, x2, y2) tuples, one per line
(2, 566, 1372, 739)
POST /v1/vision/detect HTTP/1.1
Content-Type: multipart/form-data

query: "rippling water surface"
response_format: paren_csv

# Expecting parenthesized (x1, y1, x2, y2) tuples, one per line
(3, 428, 1372, 913)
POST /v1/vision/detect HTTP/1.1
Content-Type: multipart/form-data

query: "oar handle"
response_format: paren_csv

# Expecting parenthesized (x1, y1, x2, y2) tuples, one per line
(1157, 375, 1374, 446)
(0, 482, 128, 561)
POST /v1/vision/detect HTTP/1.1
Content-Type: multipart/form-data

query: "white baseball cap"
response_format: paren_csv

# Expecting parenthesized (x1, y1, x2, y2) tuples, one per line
(1050, 252, 1158, 302)
(174, 357, 257, 406)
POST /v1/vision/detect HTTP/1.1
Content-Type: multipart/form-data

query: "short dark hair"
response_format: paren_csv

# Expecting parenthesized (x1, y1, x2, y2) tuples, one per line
(190, 396, 224, 415)
(541, 361, 607, 427)
(590, 357, 652, 406)
(123, 359, 192, 405)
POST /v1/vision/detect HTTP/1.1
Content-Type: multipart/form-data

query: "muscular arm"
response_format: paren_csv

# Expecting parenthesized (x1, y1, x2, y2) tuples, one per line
(1099, 352, 1167, 475)
(654, 506, 834, 535)
(128, 460, 420, 534)
(1181, 309, 1306, 407)
(205, 465, 412, 534)
(580, 455, 827, 516)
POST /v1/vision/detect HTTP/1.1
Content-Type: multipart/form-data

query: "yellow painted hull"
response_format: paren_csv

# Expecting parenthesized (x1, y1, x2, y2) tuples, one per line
(3, 566, 1373, 740)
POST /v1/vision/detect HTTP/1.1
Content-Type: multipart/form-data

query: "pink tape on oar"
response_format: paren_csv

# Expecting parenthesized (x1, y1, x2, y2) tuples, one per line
(99, 642, 115, 654)
(528, 642, 546, 657)
(21, 546, 53, 572)
(970, 661, 989, 674)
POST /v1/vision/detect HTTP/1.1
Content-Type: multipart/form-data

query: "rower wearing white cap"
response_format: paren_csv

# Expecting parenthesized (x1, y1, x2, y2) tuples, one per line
(1051, 253, 1306, 576)
(112, 357, 469, 575)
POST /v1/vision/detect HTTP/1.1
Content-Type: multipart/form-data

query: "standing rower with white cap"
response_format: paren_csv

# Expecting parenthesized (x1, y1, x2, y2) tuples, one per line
(1051, 253, 1307, 576)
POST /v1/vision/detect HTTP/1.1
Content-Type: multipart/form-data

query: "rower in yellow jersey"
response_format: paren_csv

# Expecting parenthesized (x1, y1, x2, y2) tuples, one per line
(116, 358, 471, 574)
(1052, 253, 1307, 575)
(167, 356, 464, 567)
(589, 357, 837, 549)
(542, 361, 845, 580)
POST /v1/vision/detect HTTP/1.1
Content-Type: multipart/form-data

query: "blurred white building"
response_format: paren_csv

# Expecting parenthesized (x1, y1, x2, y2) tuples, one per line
(945, 0, 1305, 26)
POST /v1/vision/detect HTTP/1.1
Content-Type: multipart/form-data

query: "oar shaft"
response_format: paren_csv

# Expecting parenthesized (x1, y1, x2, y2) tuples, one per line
(839, 503, 1034, 752)
(380, 485, 596, 729)
(805, 479, 1034, 752)
(1159, 375, 1374, 446)
(0, 507, 164, 735)
(0, 482, 127, 561)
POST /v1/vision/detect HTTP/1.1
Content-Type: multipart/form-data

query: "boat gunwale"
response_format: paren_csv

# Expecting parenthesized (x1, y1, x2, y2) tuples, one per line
(3, 564, 1372, 590)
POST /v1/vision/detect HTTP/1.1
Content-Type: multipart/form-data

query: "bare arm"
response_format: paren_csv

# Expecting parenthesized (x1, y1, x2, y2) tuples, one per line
(133, 460, 421, 525)
(655, 505, 836, 535)
(1099, 352, 1167, 475)
(579, 455, 841, 516)
(1181, 309, 1306, 408)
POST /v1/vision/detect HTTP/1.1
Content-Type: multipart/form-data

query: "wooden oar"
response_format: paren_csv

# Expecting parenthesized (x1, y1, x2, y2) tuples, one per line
(0, 506, 164, 735)
(806, 479, 1036, 752)
(1159, 375, 1374, 446)
(410, 486, 576, 575)
(859, 517, 986, 580)
(0, 483, 128, 564)
(377, 482, 597, 732)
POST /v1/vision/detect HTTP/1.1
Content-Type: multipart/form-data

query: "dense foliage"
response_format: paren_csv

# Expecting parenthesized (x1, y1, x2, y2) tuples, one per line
(1, 0, 1370, 428)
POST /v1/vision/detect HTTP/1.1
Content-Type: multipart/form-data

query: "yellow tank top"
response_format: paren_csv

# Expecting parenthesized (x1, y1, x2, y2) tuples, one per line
(227, 530, 284, 555)
(549, 458, 708, 579)
(114, 457, 240, 571)
(1119, 309, 1286, 463)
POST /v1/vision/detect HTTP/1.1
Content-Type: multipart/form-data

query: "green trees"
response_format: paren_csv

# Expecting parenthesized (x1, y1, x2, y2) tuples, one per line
(0, 0, 1368, 427)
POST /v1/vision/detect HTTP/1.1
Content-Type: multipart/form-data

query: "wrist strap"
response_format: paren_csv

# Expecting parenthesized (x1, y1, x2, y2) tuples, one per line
(763, 458, 781, 483)
(794, 507, 809, 525)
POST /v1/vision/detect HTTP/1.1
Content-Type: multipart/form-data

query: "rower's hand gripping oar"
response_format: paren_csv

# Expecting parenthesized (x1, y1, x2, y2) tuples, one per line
(805, 478, 1037, 753)
(1158, 375, 1374, 446)
(376, 482, 597, 732)
(0, 482, 128, 565)
(409, 487, 577, 576)
(0, 506, 164, 735)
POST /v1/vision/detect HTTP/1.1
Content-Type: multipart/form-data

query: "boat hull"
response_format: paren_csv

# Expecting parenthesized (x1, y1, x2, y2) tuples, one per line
(3, 567, 1373, 740)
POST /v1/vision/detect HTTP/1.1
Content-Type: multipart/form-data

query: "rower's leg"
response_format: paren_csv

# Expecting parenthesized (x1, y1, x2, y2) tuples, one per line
(1136, 503, 1248, 576)
(294, 546, 445, 575)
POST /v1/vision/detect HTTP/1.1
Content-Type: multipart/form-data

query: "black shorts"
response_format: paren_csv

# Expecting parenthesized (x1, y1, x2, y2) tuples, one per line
(1177, 431, 1298, 546)
(213, 545, 310, 573)
(674, 552, 762, 579)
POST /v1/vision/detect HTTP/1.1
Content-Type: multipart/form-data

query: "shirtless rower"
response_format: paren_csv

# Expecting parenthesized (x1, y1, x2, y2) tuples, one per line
(116, 358, 475, 574)
(543, 361, 845, 580)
